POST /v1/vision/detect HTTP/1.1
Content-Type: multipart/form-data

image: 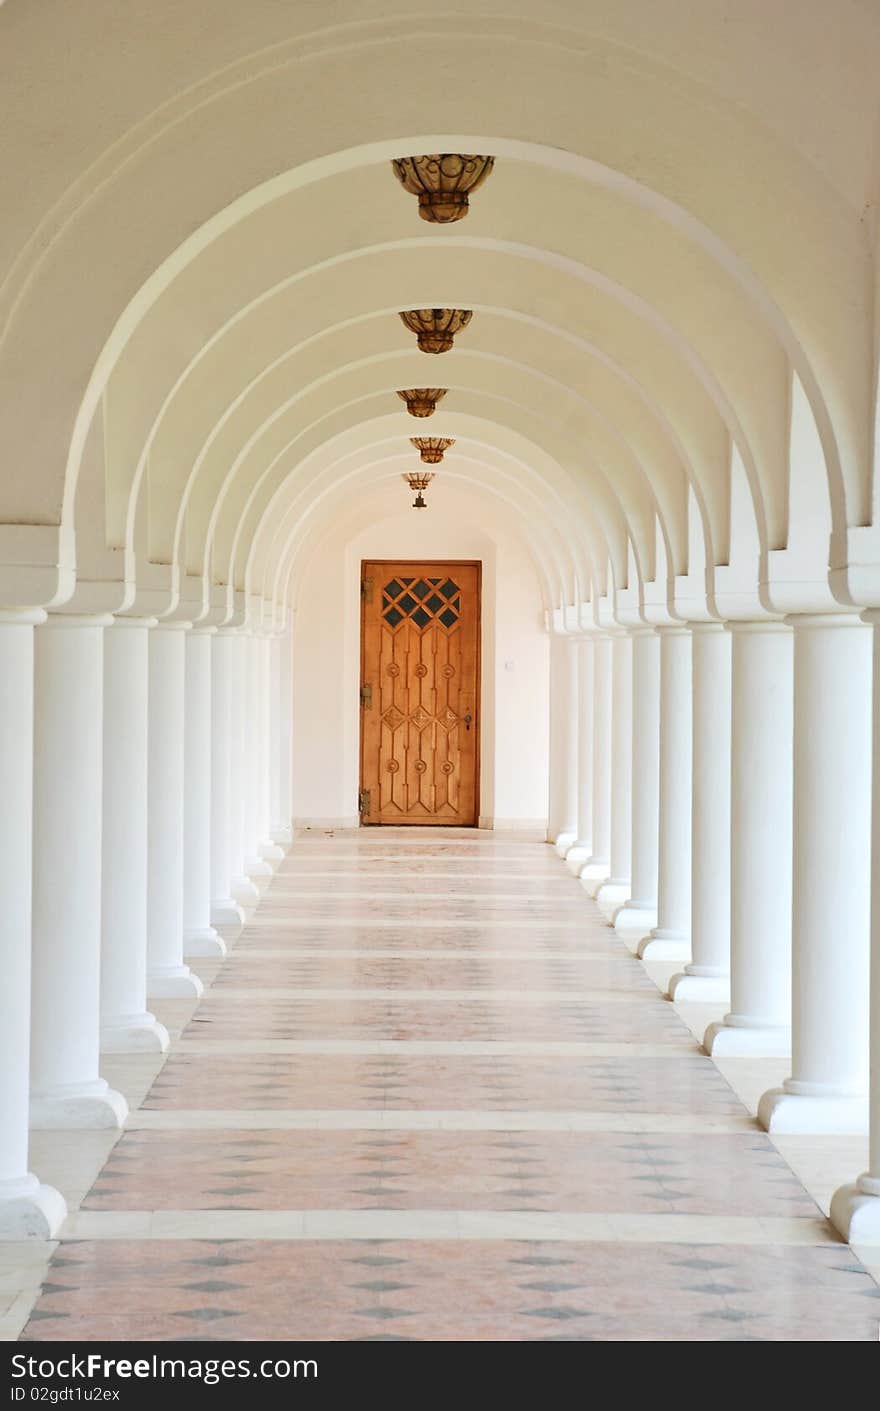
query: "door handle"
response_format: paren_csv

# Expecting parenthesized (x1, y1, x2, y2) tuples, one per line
(463, 712, 472, 731)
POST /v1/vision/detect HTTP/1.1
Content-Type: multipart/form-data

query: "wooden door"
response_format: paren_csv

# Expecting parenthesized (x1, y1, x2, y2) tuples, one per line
(359, 560, 480, 826)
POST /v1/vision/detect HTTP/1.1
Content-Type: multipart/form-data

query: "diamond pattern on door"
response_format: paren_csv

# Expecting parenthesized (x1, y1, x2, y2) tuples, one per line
(361, 561, 479, 826)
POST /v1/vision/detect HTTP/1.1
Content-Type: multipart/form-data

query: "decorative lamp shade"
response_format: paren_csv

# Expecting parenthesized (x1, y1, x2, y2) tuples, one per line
(399, 308, 472, 354)
(392, 155, 495, 223)
(402, 470, 434, 509)
(410, 437, 455, 465)
(396, 388, 448, 418)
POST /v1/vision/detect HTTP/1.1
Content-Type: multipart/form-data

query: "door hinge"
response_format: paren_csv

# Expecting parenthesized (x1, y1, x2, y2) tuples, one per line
(358, 788, 371, 815)
(360, 682, 373, 709)
(361, 577, 374, 604)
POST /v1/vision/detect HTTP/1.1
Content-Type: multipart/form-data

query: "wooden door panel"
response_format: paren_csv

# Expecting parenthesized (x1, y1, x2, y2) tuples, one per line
(360, 561, 480, 826)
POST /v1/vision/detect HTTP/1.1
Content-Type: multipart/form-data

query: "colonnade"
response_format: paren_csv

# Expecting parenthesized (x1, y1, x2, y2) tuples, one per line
(0, 609, 293, 1238)
(547, 610, 880, 1244)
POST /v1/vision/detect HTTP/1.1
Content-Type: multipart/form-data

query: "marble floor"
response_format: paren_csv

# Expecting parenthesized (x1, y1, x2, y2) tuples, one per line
(5, 829, 880, 1341)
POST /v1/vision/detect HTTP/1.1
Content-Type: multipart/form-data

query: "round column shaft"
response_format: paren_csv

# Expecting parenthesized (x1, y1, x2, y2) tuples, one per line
(229, 632, 259, 904)
(101, 618, 169, 1051)
(704, 621, 792, 1056)
(30, 614, 127, 1128)
(638, 627, 692, 959)
(183, 627, 225, 958)
(270, 628, 293, 846)
(564, 636, 593, 875)
(0, 611, 66, 1233)
(759, 614, 871, 1132)
(547, 634, 578, 851)
(147, 623, 202, 998)
(210, 631, 244, 926)
(831, 609, 880, 1240)
(244, 633, 271, 878)
(259, 635, 284, 861)
(669, 624, 731, 1002)
(615, 629, 659, 942)
(580, 634, 612, 893)
(596, 634, 633, 915)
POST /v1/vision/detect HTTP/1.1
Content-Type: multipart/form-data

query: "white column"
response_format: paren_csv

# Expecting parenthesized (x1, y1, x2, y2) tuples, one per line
(243, 633, 272, 878)
(704, 621, 792, 1056)
(759, 614, 871, 1133)
(639, 627, 692, 959)
(615, 629, 659, 941)
(100, 618, 169, 1051)
(831, 608, 880, 1240)
(147, 623, 202, 998)
(547, 633, 578, 851)
(257, 634, 283, 862)
(580, 634, 612, 892)
(270, 628, 293, 845)
(669, 623, 732, 1001)
(596, 633, 632, 914)
(210, 631, 243, 926)
(30, 615, 127, 1128)
(565, 636, 593, 875)
(229, 632, 259, 904)
(0, 611, 66, 1234)
(182, 627, 226, 958)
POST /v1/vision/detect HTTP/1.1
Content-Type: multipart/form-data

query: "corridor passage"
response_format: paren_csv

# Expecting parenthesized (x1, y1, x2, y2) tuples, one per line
(16, 832, 880, 1341)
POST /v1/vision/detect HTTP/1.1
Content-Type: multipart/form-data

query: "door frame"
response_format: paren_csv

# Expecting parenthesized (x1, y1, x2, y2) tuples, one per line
(358, 558, 482, 827)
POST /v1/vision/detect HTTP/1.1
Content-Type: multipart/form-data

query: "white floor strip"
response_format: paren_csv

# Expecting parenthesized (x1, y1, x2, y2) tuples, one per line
(204, 987, 660, 1003)
(173, 1039, 694, 1057)
(227, 948, 631, 960)
(125, 1108, 754, 1133)
(238, 914, 597, 925)
(58, 1208, 837, 1246)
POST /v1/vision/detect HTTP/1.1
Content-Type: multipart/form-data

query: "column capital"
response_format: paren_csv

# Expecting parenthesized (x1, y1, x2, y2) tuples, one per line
(43, 611, 114, 629)
(724, 617, 790, 636)
(0, 607, 47, 626)
(687, 620, 728, 636)
(784, 611, 868, 631)
(111, 615, 158, 631)
(653, 623, 691, 638)
(152, 619, 193, 633)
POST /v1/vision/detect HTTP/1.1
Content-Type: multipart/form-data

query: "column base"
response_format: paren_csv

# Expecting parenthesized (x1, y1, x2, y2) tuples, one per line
(758, 1084, 869, 1135)
(210, 897, 245, 927)
(579, 861, 610, 897)
(564, 845, 591, 876)
(637, 929, 690, 961)
(553, 831, 577, 857)
(30, 1079, 128, 1131)
(147, 964, 204, 999)
(259, 840, 285, 863)
(667, 968, 730, 1003)
(245, 855, 273, 878)
(613, 904, 657, 944)
(231, 875, 260, 904)
(703, 1016, 791, 1057)
(100, 1011, 170, 1054)
(595, 880, 630, 921)
(0, 1174, 67, 1239)
(830, 1177, 880, 1243)
(270, 825, 292, 846)
(183, 926, 227, 958)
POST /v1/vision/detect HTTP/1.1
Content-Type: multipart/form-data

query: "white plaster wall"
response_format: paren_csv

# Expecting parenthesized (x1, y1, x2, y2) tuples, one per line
(291, 479, 549, 830)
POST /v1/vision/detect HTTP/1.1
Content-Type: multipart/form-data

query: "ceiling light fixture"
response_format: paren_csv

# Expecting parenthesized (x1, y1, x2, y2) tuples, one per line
(399, 308, 472, 354)
(410, 436, 455, 464)
(392, 154, 495, 223)
(402, 471, 434, 509)
(396, 388, 448, 418)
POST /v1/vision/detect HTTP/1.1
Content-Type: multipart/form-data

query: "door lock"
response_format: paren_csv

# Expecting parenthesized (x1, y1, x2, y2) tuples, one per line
(463, 712, 472, 731)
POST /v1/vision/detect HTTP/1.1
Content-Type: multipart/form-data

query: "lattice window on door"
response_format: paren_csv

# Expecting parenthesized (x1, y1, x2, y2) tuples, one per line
(382, 576, 461, 630)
